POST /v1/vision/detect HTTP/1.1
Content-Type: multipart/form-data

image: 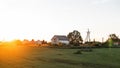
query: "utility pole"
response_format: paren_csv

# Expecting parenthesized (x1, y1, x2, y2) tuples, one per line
(102, 37, 104, 43)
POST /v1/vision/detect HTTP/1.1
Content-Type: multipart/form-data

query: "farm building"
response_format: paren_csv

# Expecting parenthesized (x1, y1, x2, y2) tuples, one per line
(51, 35, 69, 45)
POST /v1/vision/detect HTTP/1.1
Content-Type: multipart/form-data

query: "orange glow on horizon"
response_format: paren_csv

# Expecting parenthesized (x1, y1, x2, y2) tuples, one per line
(0, 43, 29, 63)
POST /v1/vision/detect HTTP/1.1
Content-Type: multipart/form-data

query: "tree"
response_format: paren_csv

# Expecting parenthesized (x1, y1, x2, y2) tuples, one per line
(109, 34, 119, 41)
(67, 30, 83, 46)
(103, 34, 120, 47)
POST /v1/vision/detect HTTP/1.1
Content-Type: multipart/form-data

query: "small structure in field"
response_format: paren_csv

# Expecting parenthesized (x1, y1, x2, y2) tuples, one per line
(36, 40, 42, 46)
(51, 35, 69, 45)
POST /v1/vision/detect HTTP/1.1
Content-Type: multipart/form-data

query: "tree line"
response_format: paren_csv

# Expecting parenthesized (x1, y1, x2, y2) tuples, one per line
(67, 30, 120, 47)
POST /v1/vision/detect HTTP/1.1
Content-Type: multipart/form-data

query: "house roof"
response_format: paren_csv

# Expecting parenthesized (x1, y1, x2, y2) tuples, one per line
(53, 35, 69, 41)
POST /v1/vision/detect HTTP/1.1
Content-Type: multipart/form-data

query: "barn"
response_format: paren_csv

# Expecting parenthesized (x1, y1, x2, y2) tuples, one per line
(51, 35, 69, 45)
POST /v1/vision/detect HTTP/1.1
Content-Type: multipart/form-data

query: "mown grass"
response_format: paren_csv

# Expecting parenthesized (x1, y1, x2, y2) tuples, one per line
(0, 46, 120, 68)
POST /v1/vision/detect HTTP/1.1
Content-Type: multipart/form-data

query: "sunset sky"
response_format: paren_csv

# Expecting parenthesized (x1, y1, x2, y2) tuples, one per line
(0, 0, 120, 42)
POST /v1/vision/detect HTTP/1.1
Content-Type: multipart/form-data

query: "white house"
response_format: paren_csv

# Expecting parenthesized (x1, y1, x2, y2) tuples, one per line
(51, 35, 69, 45)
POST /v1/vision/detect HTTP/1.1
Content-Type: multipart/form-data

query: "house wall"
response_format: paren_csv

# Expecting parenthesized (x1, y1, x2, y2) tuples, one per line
(59, 40, 69, 45)
(51, 40, 69, 45)
(51, 37, 59, 44)
(51, 36, 69, 45)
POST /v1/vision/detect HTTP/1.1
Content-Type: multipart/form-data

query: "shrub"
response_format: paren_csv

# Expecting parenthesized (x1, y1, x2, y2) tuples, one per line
(80, 47, 93, 52)
(73, 50, 82, 54)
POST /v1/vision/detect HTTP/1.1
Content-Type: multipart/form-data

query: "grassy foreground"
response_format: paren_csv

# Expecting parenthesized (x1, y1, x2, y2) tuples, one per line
(0, 46, 120, 68)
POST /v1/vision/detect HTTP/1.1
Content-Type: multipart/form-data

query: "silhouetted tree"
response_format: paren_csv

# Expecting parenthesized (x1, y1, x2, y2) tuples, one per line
(41, 40, 47, 44)
(103, 34, 120, 47)
(67, 30, 83, 46)
(109, 34, 119, 41)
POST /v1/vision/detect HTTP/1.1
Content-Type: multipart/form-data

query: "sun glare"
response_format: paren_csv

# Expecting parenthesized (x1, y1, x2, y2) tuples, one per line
(0, 41, 28, 63)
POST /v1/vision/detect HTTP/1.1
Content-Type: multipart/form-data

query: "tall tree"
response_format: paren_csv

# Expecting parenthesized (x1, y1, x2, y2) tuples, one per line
(107, 34, 120, 44)
(67, 30, 83, 46)
(105, 34, 120, 47)
(109, 34, 119, 40)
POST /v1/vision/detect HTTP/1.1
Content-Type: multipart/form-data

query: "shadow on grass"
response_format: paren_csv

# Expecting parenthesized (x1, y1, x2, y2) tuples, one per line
(52, 58, 118, 68)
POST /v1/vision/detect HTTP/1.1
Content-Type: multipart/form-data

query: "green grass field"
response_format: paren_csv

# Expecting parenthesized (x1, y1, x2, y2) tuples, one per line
(0, 46, 120, 68)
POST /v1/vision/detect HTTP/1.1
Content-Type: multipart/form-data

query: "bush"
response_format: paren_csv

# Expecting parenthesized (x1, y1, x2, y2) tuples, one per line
(73, 50, 82, 54)
(80, 47, 93, 52)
